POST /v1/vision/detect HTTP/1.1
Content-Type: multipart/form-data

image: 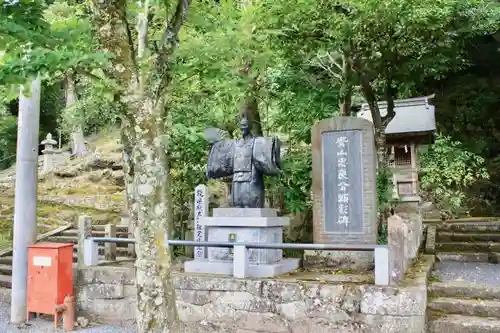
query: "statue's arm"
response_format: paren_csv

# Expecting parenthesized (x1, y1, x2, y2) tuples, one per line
(206, 139, 235, 179)
(252, 137, 281, 175)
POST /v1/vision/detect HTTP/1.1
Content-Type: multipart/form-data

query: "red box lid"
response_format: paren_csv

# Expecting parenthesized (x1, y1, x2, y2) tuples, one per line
(28, 243, 74, 249)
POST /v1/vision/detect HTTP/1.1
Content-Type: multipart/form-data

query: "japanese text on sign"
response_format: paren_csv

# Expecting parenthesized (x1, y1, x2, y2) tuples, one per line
(194, 184, 208, 259)
(336, 136, 350, 226)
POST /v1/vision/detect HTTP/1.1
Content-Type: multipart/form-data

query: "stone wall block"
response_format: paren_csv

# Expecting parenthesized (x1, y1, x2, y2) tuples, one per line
(173, 275, 262, 296)
(85, 283, 124, 299)
(360, 286, 427, 316)
(356, 314, 426, 333)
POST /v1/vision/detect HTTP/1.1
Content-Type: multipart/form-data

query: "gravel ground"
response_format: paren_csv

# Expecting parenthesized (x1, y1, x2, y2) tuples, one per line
(433, 261, 500, 285)
(0, 302, 137, 333)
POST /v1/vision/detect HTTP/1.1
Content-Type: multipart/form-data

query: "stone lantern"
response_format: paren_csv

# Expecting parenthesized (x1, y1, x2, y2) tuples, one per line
(41, 133, 58, 173)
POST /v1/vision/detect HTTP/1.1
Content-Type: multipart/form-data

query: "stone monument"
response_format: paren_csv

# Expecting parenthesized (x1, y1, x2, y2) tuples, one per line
(184, 117, 301, 277)
(305, 117, 378, 269)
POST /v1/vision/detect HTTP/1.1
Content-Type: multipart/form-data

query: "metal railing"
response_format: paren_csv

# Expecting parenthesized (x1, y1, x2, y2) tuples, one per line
(83, 237, 391, 286)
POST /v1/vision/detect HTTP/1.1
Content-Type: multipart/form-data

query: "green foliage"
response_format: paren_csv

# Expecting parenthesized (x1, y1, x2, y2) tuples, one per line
(377, 222, 388, 245)
(267, 146, 312, 214)
(169, 123, 208, 225)
(376, 167, 392, 211)
(2, 0, 500, 251)
(376, 167, 392, 244)
(0, 115, 17, 169)
(59, 75, 121, 135)
(0, 0, 111, 86)
(426, 69, 500, 215)
(40, 81, 65, 138)
(260, 0, 500, 136)
(420, 134, 489, 216)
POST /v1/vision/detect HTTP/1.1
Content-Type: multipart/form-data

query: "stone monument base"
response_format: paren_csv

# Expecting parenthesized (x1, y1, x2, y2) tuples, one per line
(184, 258, 301, 278)
(184, 207, 301, 278)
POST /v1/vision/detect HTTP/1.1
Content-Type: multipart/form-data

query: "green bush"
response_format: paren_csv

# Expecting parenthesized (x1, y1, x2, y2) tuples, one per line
(0, 116, 18, 169)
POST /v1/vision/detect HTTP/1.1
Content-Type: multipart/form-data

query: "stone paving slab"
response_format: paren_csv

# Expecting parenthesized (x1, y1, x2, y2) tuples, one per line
(433, 261, 500, 285)
(0, 302, 136, 333)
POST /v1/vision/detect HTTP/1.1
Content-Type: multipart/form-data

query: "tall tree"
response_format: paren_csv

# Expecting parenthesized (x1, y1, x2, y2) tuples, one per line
(261, 0, 500, 165)
(88, 1, 189, 331)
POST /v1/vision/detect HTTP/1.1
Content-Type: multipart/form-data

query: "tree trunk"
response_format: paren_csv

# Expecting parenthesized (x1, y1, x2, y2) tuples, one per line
(338, 52, 353, 116)
(130, 95, 179, 332)
(360, 76, 387, 167)
(240, 90, 262, 136)
(239, 74, 263, 136)
(121, 116, 137, 258)
(89, 1, 189, 331)
(65, 74, 86, 155)
(375, 127, 388, 169)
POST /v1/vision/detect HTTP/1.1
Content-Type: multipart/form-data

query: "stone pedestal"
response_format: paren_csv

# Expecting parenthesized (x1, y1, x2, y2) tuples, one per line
(184, 208, 301, 278)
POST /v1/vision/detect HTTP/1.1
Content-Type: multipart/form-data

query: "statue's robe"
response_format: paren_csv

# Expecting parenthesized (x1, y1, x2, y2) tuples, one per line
(206, 136, 280, 208)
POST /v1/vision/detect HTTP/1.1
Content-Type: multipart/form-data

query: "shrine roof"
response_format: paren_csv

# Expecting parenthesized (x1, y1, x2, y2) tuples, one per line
(357, 95, 436, 135)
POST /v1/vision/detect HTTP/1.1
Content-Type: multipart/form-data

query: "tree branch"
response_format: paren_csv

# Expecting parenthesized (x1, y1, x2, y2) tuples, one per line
(75, 69, 104, 82)
(137, 0, 150, 60)
(359, 74, 383, 131)
(89, 0, 138, 86)
(381, 76, 396, 127)
(160, 0, 190, 55)
(119, 8, 138, 81)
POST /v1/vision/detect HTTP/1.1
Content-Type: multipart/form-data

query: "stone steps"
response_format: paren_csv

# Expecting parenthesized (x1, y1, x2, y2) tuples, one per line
(437, 232, 500, 242)
(0, 225, 135, 289)
(70, 244, 130, 256)
(429, 282, 500, 301)
(436, 242, 500, 253)
(0, 275, 11, 288)
(428, 315, 500, 333)
(57, 225, 130, 238)
(427, 282, 500, 332)
(428, 297, 500, 318)
(0, 286, 10, 303)
(47, 235, 129, 248)
(432, 221, 500, 262)
(437, 222, 500, 233)
(0, 242, 130, 289)
(435, 252, 491, 262)
(0, 265, 12, 276)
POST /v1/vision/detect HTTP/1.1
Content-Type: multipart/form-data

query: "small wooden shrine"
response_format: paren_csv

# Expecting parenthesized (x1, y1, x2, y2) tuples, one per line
(357, 95, 436, 203)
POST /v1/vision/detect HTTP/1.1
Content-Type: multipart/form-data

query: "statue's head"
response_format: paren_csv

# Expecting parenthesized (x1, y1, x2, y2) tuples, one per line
(240, 117, 250, 136)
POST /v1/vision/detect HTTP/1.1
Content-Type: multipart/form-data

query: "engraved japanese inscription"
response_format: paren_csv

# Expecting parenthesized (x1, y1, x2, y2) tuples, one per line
(321, 130, 364, 234)
(194, 184, 208, 259)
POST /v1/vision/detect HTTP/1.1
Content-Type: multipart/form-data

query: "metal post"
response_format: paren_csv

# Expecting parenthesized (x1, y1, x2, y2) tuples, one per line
(104, 224, 116, 261)
(374, 247, 391, 286)
(233, 244, 248, 278)
(77, 216, 92, 269)
(83, 239, 99, 266)
(10, 77, 41, 324)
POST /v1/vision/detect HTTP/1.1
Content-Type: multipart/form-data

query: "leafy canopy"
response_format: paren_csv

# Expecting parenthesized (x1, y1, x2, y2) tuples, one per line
(0, 0, 110, 86)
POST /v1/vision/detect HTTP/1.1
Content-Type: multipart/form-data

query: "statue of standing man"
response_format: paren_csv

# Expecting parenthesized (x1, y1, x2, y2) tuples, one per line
(205, 117, 281, 208)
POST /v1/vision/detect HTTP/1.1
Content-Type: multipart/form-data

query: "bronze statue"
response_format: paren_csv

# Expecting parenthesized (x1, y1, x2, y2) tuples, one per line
(205, 117, 281, 208)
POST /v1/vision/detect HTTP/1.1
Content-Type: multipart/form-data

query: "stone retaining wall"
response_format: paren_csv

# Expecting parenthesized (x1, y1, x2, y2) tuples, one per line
(76, 255, 434, 333)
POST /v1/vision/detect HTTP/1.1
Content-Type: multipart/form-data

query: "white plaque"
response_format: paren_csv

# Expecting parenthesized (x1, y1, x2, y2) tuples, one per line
(33, 256, 52, 267)
(194, 184, 208, 260)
